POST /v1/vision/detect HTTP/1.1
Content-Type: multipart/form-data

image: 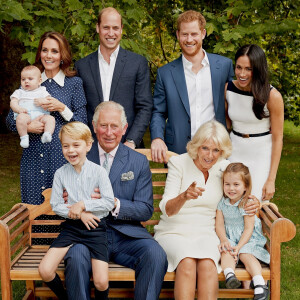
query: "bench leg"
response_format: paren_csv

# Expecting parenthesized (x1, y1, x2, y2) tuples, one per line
(25, 281, 36, 300)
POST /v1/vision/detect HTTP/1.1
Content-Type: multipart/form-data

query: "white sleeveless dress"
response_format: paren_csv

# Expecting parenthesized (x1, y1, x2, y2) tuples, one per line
(226, 81, 272, 201)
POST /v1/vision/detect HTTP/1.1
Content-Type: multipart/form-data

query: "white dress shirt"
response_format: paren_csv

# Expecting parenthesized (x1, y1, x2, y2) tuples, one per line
(97, 143, 121, 216)
(41, 70, 74, 121)
(98, 45, 120, 101)
(182, 50, 214, 137)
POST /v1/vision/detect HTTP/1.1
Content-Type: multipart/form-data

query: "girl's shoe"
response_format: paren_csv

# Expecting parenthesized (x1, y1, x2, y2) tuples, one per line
(253, 284, 269, 300)
(225, 273, 241, 289)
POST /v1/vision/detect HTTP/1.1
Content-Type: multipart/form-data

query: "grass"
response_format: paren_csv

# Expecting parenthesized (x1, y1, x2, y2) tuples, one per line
(0, 121, 299, 299)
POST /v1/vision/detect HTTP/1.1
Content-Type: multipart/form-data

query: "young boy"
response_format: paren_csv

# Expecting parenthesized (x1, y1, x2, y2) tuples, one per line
(38, 121, 115, 300)
(10, 65, 55, 148)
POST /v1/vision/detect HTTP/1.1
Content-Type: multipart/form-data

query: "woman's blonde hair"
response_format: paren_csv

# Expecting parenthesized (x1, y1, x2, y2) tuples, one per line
(59, 122, 94, 144)
(186, 121, 232, 160)
(222, 163, 252, 208)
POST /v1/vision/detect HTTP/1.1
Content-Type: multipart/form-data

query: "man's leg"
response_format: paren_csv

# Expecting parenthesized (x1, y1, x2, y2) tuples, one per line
(109, 228, 168, 300)
(64, 244, 92, 300)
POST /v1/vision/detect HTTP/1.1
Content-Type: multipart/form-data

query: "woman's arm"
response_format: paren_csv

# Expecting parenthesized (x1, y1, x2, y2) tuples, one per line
(165, 181, 204, 217)
(263, 88, 284, 201)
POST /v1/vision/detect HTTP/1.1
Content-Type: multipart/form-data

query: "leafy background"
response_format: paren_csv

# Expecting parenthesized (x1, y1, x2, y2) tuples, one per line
(0, 0, 299, 131)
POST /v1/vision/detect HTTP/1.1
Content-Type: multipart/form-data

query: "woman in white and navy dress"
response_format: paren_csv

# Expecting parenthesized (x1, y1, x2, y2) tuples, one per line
(225, 44, 284, 202)
(6, 32, 87, 205)
(6, 32, 87, 243)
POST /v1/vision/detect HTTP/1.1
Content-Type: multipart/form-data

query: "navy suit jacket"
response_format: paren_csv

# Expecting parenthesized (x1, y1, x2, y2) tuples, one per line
(75, 47, 153, 147)
(150, 54, 234, 154)
(87, 142, 153, 239)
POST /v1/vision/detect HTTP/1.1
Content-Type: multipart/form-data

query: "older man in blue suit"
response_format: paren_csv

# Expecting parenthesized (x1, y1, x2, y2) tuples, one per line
(150, 10, 234, 162)
(75, 7, 152, 149)
(64, 101, 168, 300)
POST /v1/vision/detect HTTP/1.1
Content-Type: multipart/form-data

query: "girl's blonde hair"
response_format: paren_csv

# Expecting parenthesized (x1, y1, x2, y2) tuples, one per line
(222, 162, 252, 208)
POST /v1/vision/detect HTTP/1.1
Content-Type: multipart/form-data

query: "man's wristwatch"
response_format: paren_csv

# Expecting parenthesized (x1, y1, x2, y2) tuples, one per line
(126, 139, 136, 147)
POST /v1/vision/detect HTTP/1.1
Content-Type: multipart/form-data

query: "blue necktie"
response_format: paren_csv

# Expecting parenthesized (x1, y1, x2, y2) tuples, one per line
(103, 152, 110, 174)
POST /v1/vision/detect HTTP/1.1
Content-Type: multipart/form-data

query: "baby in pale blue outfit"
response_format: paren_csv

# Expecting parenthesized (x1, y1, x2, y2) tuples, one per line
(216, 162, 270, 300)
(10, 65, 55, 148)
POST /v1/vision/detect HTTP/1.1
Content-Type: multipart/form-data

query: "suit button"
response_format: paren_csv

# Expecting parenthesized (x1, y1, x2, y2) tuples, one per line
(188, 119, 191, 124)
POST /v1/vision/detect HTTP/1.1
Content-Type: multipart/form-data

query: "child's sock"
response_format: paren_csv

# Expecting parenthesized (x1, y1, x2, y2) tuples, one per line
(94, 287, 109, 300)
(41, 131, 52, 143)
(253, 274, 265, 294)
(224, 267, 235, 279)
(20, 135, 29, 148)
(45, 273, 67, 300)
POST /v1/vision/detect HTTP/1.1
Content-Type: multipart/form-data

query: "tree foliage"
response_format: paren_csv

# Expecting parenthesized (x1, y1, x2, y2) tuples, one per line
(0, 0, 299, 125)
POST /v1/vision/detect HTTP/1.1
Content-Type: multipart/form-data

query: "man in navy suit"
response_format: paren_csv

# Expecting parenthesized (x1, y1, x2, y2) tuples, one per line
(150, 10, 234, 162)
(64, 101, 168, 300)
(75, 7, 152, 149)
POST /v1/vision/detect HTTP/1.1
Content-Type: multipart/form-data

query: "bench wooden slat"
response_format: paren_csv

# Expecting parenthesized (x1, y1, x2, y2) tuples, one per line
(1, 205, 28, 223)
(10, 219, 30, 242)
(31, 220, 64, 225)
(11, 233, 29, 256)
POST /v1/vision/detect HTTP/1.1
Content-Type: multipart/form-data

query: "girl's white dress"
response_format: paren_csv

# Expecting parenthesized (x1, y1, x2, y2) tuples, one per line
(154, 153, 229, 272)
(226, 81, 272, 201)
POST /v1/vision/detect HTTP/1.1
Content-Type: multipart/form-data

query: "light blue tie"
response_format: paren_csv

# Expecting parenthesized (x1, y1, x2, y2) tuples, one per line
(103, 152, 110, 174)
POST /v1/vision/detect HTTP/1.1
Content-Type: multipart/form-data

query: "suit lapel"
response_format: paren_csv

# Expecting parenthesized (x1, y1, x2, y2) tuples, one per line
(87, 142, 100, 165)
(207, 53, 221, 114)
(110, 47, 127, 100)
(89, 51, 103, 100)
(109, 143, 128, 185)
(170, 56, 190, 117)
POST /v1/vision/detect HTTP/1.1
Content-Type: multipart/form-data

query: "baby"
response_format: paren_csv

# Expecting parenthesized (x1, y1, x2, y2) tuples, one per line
(10, 65, 55, 148)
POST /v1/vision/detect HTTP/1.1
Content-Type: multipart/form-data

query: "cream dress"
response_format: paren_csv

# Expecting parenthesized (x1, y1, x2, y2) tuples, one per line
(154, 153, 229, 272)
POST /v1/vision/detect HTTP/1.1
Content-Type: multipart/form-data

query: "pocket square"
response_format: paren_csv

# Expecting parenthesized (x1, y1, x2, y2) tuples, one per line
(121, 171, 134, 181)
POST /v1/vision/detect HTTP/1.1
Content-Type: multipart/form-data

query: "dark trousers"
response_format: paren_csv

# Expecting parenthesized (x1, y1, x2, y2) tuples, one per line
(64, 226, 168, 300)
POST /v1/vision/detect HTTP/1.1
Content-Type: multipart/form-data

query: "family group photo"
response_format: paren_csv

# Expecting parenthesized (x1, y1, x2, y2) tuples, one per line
(0, 0, 299, 299)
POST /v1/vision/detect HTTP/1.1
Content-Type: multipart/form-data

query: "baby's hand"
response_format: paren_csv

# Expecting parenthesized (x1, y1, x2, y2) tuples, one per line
(80, 212, 100, 230)
(18, 108, 28, 114)
(218, 240, 232, 253)
(34, 98, 48, 107)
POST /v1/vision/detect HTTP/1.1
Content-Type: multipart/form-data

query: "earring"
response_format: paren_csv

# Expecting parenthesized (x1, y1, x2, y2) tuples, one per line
(60, 60, 64, 65)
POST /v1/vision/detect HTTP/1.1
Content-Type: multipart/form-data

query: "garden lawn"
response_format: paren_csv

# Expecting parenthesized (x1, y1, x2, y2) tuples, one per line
(0, 121, 299, 299)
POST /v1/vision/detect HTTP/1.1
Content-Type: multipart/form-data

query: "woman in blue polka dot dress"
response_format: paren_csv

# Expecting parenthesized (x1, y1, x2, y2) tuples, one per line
(6, 32, 87, 205)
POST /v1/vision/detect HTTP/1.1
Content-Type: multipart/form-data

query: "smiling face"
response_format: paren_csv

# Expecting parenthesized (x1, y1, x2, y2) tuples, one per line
(177, 20, 205, 59)
(61, 133, 92, 173)
(93, 108, 128, 153)
(223, 172, 246, 204)
(195, 139, 222, 172)
(96, 10, 123, 55)
(235, 55, 253, 91)
(40, 38, 61, 78)
(20, 69, 42, 91)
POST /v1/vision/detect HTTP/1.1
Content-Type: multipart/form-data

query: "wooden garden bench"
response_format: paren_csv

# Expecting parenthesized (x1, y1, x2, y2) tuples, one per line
(0, 149, 296, 299)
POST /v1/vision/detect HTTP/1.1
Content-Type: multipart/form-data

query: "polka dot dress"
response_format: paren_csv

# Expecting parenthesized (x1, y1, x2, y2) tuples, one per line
(6, 75, 87, 243)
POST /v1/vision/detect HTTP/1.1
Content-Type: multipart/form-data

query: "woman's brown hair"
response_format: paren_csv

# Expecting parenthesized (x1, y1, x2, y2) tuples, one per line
(35, 31, 76, 77)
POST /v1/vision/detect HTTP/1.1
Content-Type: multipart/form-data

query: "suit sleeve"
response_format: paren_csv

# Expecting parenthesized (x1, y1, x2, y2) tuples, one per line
(116, 156, 154, 222)
(125, 57, 153, 146)
(150, 68, 167, 141)
(227, 59, 234, 82)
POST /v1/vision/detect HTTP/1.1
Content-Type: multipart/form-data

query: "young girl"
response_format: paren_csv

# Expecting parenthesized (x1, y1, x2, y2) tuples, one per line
(216, 163, 270, 300)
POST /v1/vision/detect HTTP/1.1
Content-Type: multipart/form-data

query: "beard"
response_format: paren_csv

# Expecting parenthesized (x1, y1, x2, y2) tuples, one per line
(179, 40, 202, 57)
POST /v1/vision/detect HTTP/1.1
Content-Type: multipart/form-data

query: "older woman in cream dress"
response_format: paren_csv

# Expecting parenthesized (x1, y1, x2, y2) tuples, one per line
(154, 121, 259, 300)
